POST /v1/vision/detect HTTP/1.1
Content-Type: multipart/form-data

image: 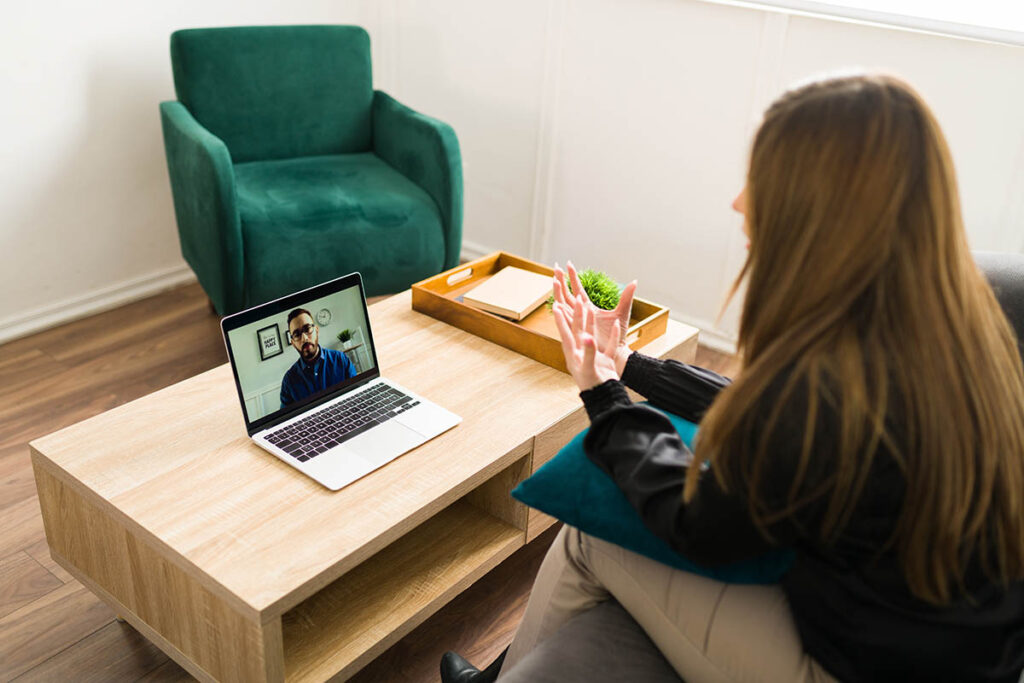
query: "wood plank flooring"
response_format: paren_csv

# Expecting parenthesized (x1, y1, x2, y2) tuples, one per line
(0, 284, 226, 683)
(0, 281, 737, 682)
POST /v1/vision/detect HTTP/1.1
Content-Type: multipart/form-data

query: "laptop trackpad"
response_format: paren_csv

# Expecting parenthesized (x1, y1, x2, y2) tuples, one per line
(349, 421, 424, 466)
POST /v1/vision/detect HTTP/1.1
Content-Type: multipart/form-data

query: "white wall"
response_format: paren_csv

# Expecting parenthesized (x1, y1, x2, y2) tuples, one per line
(378, 0, 1024, 348)
(376, 0, 553, 259)
(4, 0, 1023, 350)
(541, 0, 767, 345)
(0, 0, 379, 343)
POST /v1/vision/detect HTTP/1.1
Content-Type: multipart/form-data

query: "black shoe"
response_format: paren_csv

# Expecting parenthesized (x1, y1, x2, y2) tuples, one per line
(440, 647, 508, 683)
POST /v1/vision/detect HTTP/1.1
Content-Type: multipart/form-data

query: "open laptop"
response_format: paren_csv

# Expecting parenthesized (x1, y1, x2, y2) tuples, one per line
(221, 272, 461, 490)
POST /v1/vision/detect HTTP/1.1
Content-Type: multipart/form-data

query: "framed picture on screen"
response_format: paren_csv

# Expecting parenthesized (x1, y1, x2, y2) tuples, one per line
(257, 324, 283, 360)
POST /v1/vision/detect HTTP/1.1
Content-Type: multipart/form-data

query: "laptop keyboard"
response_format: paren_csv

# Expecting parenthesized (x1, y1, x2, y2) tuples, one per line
(263, 384, 420, 462)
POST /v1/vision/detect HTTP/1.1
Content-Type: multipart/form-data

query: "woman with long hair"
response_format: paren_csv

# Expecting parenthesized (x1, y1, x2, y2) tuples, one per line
(442, 74, 1024, 682)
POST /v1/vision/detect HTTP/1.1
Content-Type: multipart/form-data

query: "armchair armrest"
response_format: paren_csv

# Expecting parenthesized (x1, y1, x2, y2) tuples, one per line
(159, 101, 244, 314)
(372, 91, 463, 270)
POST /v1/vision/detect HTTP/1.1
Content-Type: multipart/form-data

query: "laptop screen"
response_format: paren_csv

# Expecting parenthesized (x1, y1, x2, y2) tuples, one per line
(222, 274, 379, 431)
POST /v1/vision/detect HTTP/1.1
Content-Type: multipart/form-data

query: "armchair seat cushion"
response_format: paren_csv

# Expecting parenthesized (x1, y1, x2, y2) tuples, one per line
(235, 152, 445, 304)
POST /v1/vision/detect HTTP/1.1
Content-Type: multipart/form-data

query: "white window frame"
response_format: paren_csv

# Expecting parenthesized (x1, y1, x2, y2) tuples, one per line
(702, 0, 1024, 47)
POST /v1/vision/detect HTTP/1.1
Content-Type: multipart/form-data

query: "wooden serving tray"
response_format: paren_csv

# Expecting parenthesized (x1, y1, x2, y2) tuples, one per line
(411, 251, 669, 373)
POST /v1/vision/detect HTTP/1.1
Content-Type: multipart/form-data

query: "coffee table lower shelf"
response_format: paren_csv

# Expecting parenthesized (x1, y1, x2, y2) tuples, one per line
(282, 499, 524, 682)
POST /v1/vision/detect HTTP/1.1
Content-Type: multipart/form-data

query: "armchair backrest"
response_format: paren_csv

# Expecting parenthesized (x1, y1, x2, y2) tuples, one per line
(170, 25, 373, 163)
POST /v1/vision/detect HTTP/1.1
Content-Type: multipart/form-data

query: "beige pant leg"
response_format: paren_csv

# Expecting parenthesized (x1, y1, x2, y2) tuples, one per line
(501, 525, 837, 683)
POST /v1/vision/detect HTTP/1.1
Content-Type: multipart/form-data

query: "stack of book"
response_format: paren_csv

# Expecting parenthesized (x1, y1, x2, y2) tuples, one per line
(462, 266, 553, 321)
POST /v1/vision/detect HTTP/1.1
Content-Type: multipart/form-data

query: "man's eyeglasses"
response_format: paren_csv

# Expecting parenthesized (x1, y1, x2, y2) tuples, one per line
(289, 323, 316, 342)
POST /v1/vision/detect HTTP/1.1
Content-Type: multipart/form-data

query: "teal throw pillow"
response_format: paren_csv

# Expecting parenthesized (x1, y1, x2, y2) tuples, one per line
(511, 403, 794, 584)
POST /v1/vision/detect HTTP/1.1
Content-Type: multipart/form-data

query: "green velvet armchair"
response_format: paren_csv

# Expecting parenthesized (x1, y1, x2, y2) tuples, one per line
(160, 25, 463, 314)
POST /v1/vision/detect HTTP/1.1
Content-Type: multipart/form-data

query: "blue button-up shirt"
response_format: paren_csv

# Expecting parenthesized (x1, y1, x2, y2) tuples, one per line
(280, 346, 357, 408)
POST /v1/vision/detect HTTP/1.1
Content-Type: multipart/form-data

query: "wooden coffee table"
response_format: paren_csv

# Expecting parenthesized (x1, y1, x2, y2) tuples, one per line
(30, 290, 698, 682)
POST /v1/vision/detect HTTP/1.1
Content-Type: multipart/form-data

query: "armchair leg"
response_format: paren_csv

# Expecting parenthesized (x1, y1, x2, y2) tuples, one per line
(208, 298, 218, 316)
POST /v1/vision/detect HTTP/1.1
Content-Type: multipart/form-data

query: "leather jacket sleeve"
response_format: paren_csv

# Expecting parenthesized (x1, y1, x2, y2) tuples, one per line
(580, 354, 809, 566)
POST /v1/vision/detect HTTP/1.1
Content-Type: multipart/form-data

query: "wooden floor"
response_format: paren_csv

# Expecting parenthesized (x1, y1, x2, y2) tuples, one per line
(0, 281, 738, 682)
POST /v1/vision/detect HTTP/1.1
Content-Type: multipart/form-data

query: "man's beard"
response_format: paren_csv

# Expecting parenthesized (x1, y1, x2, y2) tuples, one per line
(301, 343, 318, 362)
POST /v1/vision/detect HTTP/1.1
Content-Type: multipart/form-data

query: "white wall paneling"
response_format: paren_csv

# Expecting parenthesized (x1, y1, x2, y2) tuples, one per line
(541, 0, 766, 346)
(382, 0, 552, 260)
(0, 1, 378, 341)
(529, 0, 568, 263)
(450, 0, 1024, 348)
(4, 0, 1023, 350)
(777, 16, 1024, 253)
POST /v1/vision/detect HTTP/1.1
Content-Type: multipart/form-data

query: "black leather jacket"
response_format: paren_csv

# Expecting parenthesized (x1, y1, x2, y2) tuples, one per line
(579, 352, 1024, 683)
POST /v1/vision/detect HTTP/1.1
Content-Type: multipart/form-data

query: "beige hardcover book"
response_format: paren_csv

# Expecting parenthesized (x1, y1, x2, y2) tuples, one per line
(462, 266, 553, 321)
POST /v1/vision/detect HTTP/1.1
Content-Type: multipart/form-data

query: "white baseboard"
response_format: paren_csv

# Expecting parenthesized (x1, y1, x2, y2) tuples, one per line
(0, 247, 741, 357)
(671, 312, 739, 355)
(0, 264, 197, 346)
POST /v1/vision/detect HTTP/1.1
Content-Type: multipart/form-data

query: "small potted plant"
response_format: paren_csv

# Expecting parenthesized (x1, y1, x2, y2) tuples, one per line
(337, 329, 353, 348)
(548, 268, 621, 310)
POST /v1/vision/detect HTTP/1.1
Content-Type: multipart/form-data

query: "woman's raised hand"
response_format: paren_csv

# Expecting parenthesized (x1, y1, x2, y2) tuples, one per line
(552, 261, 636, 375)
(552, 291, 623, 392)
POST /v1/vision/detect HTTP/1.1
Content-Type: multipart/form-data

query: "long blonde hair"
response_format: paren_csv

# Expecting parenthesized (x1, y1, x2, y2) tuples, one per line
(692, 74, 1024, 604)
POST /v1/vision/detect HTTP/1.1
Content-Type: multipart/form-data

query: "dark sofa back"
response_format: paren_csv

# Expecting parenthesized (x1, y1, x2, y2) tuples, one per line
(976, 251, 1024, 357)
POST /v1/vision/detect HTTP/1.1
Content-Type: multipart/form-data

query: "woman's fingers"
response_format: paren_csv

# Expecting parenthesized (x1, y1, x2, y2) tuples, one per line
(616, 280, 637, 315)
(581, 333, 596, 371)
(584, 298, 595, 335)
(589, 307, 598, 349)
(554, 303, 580, 336)
(567, 261, 592, 305)
(552, 306, 578, 359)
(571, 295, 585, 341)
(605, 316, 621, 357)
(584, 304, 602, 356)
(616, 280, 636, 339)
(553, 305, 573, 348)
(552, 263, 570, 308)
(554, 265, 586, 321)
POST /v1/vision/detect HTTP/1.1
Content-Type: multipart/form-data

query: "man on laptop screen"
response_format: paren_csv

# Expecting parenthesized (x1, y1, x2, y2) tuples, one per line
(281, 308, 357, 407)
